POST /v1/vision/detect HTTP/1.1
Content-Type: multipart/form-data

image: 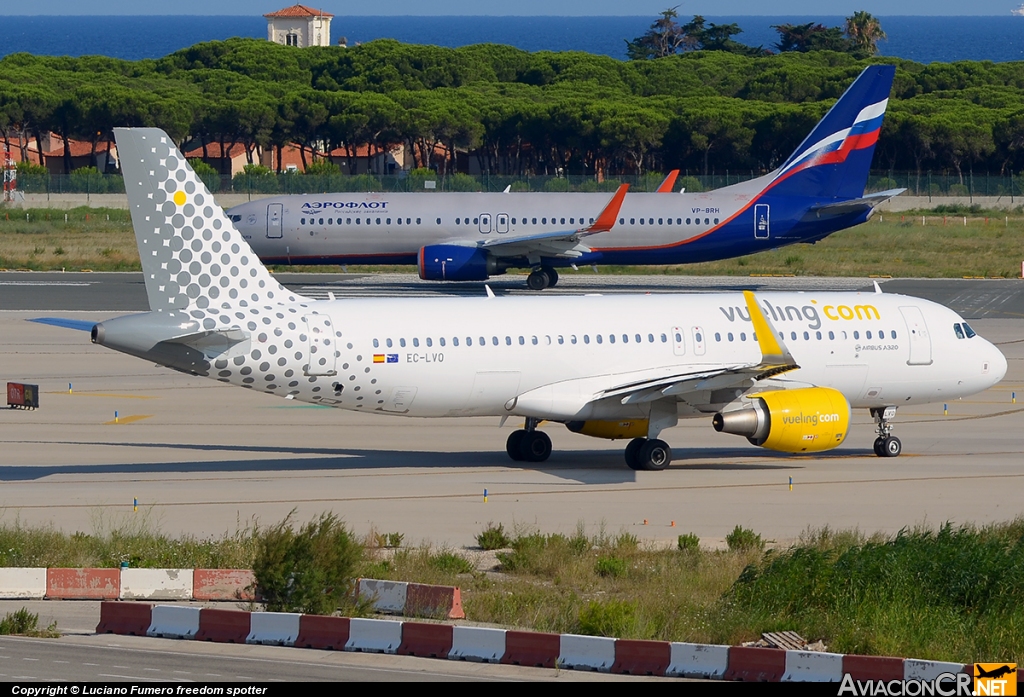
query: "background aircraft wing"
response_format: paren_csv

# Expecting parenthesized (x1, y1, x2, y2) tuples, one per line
(475, 184, 628, 260)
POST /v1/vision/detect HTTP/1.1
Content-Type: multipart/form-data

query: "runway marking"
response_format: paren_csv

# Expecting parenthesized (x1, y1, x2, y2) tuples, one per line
(5, 472, 1024, 509)
(103, 415, 153, 425)
(98, 674, 167, 681)
(46, 392, 157, 399)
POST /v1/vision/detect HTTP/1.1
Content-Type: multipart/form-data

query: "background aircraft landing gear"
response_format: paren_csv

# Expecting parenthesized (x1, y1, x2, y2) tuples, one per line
(871, 406, 902, 458)
(526, 266, 558, 290)
(623, 437, 672, 471)
(506, 418, 552, 462)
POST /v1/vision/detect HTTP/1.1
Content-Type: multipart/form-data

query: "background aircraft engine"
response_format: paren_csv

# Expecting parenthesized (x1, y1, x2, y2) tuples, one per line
(417, 245, 496, 281)
(566, 420, 649, 440)
(712, 387, 851, 453)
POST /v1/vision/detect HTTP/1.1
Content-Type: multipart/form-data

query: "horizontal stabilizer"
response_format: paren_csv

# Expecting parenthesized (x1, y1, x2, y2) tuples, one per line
(28, 317, 96, 332)
(805, 188, 906, 219)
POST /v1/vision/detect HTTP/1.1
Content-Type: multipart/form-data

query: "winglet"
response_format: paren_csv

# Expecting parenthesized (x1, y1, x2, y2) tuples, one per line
(743, 290, 797, 370)
(656, 170, 679, 193)
(583, 184, 629, 234)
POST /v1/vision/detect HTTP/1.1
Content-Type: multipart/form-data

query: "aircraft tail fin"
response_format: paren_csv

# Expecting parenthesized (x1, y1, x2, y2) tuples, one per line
(767, 65, 896, 200)
(114, 128, 304, 312)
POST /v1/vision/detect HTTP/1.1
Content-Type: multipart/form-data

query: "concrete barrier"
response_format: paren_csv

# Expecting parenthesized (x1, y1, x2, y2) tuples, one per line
(357, 579, 407, 614)
(345, 618, 403, 654)
(96, 601, 152, 636)
(501, 630, 560, 668)
(147, 605, 200, 639)
(666, 642, 730, 679)
(0, 568, 46, 599)
(559, 633, 616, 672)
(724, 646, 786, 682)
(247, 612, 300, 646)
(196, 608, 251, 644)
(905, 659, 967, 681)
(783, 650, 845, 682)
(843, 655, 905, 682)
(449, 626, 506, 663)
(120, 569, 193, 600)
(405, 583, 465, 620)
(192, 569, 255, 601)
(397, 622, 453, 659)
(295, 615, 350, 650)
(46, 568, 119, 600)
(611, 639, 671, 676)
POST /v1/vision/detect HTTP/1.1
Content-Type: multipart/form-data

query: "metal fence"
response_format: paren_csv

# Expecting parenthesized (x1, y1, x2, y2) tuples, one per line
(11, 170, 1024, 199)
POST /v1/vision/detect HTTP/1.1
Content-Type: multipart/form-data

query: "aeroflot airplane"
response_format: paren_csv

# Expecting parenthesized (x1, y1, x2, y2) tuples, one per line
(228, 65, 903, 291)
(86, 128, 1004, 471)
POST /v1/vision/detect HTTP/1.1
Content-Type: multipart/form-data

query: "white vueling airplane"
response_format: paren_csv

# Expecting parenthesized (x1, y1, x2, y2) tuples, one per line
(91, 128, 1006, 471)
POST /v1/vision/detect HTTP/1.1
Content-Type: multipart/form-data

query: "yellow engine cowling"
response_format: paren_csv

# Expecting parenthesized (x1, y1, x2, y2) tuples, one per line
(566, 420, 649, 440)
(712, 387, 851, 453)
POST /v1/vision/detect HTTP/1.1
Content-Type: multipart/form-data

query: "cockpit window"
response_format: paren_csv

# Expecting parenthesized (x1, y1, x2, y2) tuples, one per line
(953, 323, 965, 340)
(963, 322, 977, 338)
(229, 214, 242, 223)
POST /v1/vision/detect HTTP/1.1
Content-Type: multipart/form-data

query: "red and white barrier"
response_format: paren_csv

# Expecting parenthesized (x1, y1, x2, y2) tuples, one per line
(501, 630, 560, 668)
(346, 617, 403, 654)
(148, 605, 200, 639)
(666, 642, 729, 679)
(193, 569, 255, 601)
(0, 568, 45, 599)
(196, 607, 251, 644)
(559, 633, 616, 672)
(247, 611, 300, 646)
(120, 569, 193, 600)
(612, 639, 671, 676)
(449, 626, 506, 663)
(397, 622, 453, 659)
(357, 579, 465, 620)
(724, 646, 787, 682)
(295, 615, 350, 650)
(96, 601, 152, 636)
(843, 654, 906, 681)
(46, 568, 119, 600)
(783, 649, 845, 682)
(905, 659, 968, 681)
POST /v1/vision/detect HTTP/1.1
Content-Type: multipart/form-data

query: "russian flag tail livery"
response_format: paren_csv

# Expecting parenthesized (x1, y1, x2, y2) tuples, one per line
(768, 65, 896, 200)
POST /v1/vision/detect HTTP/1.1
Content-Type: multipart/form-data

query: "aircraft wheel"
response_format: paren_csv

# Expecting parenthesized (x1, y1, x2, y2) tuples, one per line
(526, 269, 550, 291)
(873, 438, 885, 457)
(543, 266, 559, 288)
(638, 439, 672, 471)
(506, 430, 527, 461)
(519, 430, 552, 462)
(882, 436, 902, 458)
(624, 437, 647, 470)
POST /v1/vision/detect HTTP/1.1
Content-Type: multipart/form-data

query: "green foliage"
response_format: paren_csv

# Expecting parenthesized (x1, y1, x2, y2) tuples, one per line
(187, 158, 221, 193)
(726, 526, 765, 552)
(304, 160, 342, 176)
(232, 164, 278, 194)
(0, 608, 57, 637)
(476, 522, 511, 550)
(595, 555, 628, 578)
(252, 511, 363, 615)
(15, 161, 48, 193)
(677, 533, 700, 552)
(429, 550, 474, 575)
(576, 599, 637, 637)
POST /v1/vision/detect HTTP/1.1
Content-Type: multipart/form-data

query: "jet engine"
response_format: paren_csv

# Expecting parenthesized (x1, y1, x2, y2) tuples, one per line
(417, 245, 499, 281)
(712, 387, 851, 453)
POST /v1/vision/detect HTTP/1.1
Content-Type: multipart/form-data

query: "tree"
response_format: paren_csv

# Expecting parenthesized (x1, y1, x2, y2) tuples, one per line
(625, 8, 693, 60)
(844, 11, 887, 57)
(772, 23, 853, 54)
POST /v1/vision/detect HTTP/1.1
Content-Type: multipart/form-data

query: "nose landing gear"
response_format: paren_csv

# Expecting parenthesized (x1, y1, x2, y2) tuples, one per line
(871, 406, 902, 457)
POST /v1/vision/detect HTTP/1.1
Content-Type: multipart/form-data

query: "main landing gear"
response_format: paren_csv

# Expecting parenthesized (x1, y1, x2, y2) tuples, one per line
(506, 417, 552, 462)
(526, 266, 559, 291)
(871, 406, 902, 458)
(624, 437, 673, 471)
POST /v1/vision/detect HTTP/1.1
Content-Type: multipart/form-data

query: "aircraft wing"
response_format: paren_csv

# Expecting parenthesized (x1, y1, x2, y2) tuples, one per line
(804, 188, 906, 220)
(509, 291, 801, 419)
(475, 184, 628, 260)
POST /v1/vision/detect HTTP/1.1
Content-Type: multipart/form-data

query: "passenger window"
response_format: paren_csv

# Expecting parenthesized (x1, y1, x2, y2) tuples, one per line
(715, 333, 721, 342)
(542, 218, 547, 224)
(571, 335, 578, 344)
(347, 218, 352, 224)
(558, 335, 564, 344)
(492, 336, 499, 346)
(596, 335, 603, 344)
(740, 332, 746, 341)
(532, 218, 537, 224)
(686, 218, 691, 224)
(953, 324, 965, 340)
(511, 218, 516, 225)
(400, 338, 407, 348)
(853, 331, 860, 340)
(639, 218, 644, 225)
(440, 337, 446, 347)
(300, 218, 306, 224)
(466, 337, 472, 346)
(412, 338, 419, 347)
(519, 336, 525, 345)
(674, 331, 682, 343)
(373, 339, 379, 348)
(560, 218, 565, 224)
(816, 331, 822, 340)
(545, 335, 552, 345)
(660, 333, 667, 343)
(456, 217, 461, 224)
(803, 331, 810, 340)
(714, 218, 719, 224)
(426, 338, 432, 347)
(619, 218, 625, 225)
(829, 331, 835, 340)
(584, 335, 590, 344)
(531, 336, 538, 345)
(506, 336, 512, 345)
(386, 218, 391, 225)
(658, 218, 663, 225)
(609, 334, 616, 344)
(479, 337, 485, 346)
(648, 334, 654, 343)
(453, 337, 459, 346)
(728, 333, 734, 342)
(891, 330, 898, 339)
(635, 334, 641, 343)
(630, 218, 636, 225)
(791, 332, 797, 340)
(386, 338, 393, 348)
(866, 331, 872, 340)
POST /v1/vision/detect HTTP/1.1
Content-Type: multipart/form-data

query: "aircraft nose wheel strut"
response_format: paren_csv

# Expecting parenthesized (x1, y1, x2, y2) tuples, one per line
(506, 417, 552, 462)
(871, 406, 902, 457)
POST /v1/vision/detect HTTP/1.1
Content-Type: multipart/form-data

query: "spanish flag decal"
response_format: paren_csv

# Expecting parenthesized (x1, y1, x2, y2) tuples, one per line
(373, 354, 385, 363)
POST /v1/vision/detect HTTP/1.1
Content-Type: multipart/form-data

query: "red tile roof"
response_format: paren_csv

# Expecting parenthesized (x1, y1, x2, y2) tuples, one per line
(183, 143, 249, 159)
(43, 140, 114, 158)
(264, 4, 333, 18)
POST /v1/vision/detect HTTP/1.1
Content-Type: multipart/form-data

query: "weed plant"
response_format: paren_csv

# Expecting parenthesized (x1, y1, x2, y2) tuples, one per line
(0, 608, 58, 637)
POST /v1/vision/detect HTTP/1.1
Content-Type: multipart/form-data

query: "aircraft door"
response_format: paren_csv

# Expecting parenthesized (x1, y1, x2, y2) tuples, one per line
(754, 204, 769, 239)
(899, 306, 933, 366)
(302, 314, 338, 376)
(478, 213, 492, 234)
(691, 326, 706, 356)
(672, 326, 686, 356)
(496, 213, 509, 233)
(267, 203, 283, 238)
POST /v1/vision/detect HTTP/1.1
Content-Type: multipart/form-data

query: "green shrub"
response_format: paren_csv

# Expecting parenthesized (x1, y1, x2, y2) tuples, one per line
(188, 158, 221, 193)
(252, 511, 363, 615)
(447, 172, 480, 192)
(0, 608, 56, 637)
(232, 164, 278, 193)
(576, 599, 637, 637)
(542, 177, 571, 192)
(15, 161, 49, 193)
(476, 522, 511, 550)
(677, 175, 704, 193)
(304, 160, 342, 176)
(726, 525, 764, 552)
(429, 551, 474, 575)
(677, 533, 700, 552)
(595, 555, 627, 578)
(69, 167, 106, 193)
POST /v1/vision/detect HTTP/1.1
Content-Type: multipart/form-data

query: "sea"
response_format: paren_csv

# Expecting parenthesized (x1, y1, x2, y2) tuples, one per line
(0, 15, 1023, 64)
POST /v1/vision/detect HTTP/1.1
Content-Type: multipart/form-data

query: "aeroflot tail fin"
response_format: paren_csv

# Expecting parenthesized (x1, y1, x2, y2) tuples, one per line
(768, 65, 896, 201)
(114, 128, 305, 312)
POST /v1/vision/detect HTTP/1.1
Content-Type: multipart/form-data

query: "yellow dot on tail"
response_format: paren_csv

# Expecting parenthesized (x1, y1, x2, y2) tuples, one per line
(173, 191, 186, 206)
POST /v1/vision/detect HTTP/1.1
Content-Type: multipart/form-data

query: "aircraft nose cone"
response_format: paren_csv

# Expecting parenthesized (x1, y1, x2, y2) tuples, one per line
(990, 343, 1008, 385)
